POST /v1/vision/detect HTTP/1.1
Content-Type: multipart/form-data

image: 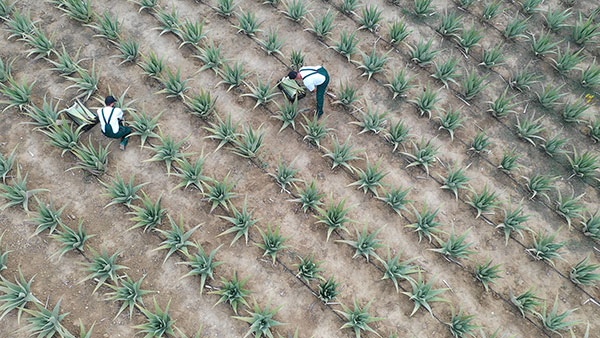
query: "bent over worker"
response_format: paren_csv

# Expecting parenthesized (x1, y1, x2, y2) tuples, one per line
(288, 66, 330, 118)
(97, 95, 131, 150)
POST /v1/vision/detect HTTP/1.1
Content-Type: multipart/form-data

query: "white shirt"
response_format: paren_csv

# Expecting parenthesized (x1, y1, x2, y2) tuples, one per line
(299, 66, 326, 92)
(97, 106, 124, 134)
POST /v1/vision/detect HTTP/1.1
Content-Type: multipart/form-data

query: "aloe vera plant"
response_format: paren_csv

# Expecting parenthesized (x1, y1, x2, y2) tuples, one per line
(509, 69, 541, 91)
(412, 0, 436, 17)
(195, 41, 225, 74)
(580, 61, 600, 88)
(18, 299, 71, 337)
(22, 26, 54, 60)
(290, 49, 304, 70)
(106, 274, 152, 319)
(23, 96, 61, 130)
(536, 84, 566, 110)
(358, 4, 382, 32)
(352, 107, 388, 135)
(457, 0, 475, 8)
(510, 287, 542, 317)
(28, 197, 65, 236)
(572, 12, 600, 45)
(171, 156, 210, 192)
(333, 30, 358, 61)
(156, 67, 189, 100)
(0, 76, 35, 112)
(377, 186, 412, 215)
(431, 225, 475, 260)
(6, 9, 36, 39)
(102, 172, 146, 208)
(232, 124, 265, 159)
(139, 51, 165, 78)
(389, 20, 411, 45)
(521, 0, 543, 15)
(204, 113, 241, 152)
(336, 299, 383, 337)
(497, 199, 531, 245)
(432, 57, 461, 88)
(132, 0, 158, 12)
(269, 158, 301, 193)
(295, 254, 324, 282)
(86, 11, 120, 41)
(526, 229, 566, 266)
(439, 165, 470, 199)
(504, 16, 529, 40)
(176, 19, 206, 48)
(179, 243, 223, 292)
(259, 29, 284, 57)
(340, 0, 359, 14)
(474, 258, 502, 291)
(542, 133, 567, 157)
(448, 307, 479, 338)
(203, 172, 237, 213)
(49, 220, 94, 260)
(315, 198, 354, 242)
(386, 70, 415, 101)
(217, 62, 247, 92)
(469, 131, 491, 154)
(274, 99, 300, 132)
(524, 173, 558, 201)
(482, 0, 503, 21)
(128, 192, 165, 232)
(0, 0, 14, 19)
(242, 78, 279, 109)
(154, 215, 200, 264)
(539, 295, 581, 334)
(114, 38, 139, 64)
(545, 8, 571, 32)
(154, 5, 179, 36)
(218, 198, 258, 246)
(0, 57, 12, 83)
(570, 254, 600, 286)
(65, 63, 99, 101)
(349, 157, 387, 195)
(209, 271, 251, 314)
(233, 10, 262, 36)
(407, 205, 443, 243)
(409, 38, 439, 67)
(56, 0, 92, 23)
(337, 223, 385, 261)
(290, 180, 324, 213)
(402, 272, 449, 317)
(0, 147, 15, 183)
(145, 131, 190, 173)
(333, 81, 360, 108)
(256, 223, 289, 263)
(377, 248, 419, 291)
(128, 109, 162, 148)
(567, 148, 599, 180)
(556, 191, 586, 228)
(0, 168, 47, 212)
(233, 298, 285, 337)
(318, 276, 340, 303)
(410, 85, 440, 118)
(582, 209, 600, 241)
(0, 267, 41, 322)
(480, 43, 505, 68)
(42, 122, 82, 156)
(357, 48, 389, 81)
(69, 137, 110, 176)
(462, 69, 488, 101)
(552, 46, 585, 74)
(467, 184, 501, 218)
(306, 9, 336, 40)
(437, 10, 463, 37)
(385, 120, 411, 152)
(516, 114, 546, 146)
(401, 138, 438, 175)
(282, 0, 308, 22)
(488, 87, 518, 118)
(458, 26, 483, 54)
(79, 248, 127, 294)
(590, 119, 600, 143)
(324, 135, 362, 170)
(215, 0, 237, 16)
(302, 114, 332, 147)
(134, 298, 176, 337)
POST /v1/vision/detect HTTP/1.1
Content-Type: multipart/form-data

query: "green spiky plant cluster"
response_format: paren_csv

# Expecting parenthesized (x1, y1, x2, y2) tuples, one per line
(176, 19, 206, 48)
(218, 198, 258, 246)
(128, 192, 165, 232)
(510, 287, 542, 317)
(0, 146, 16, 182)
(232, 124, 265, 159)
(156, 67, 189, 100)
(29, 197, 65, 236)
(474, 258, 502, 291)
(530, 32, 561, 57)
(389, 20, 411, 45)
(336, 299, 383, 338)
(401, 138, 438, 175)
(302, 114, 332, 147)
(0, 57, 13, 83)
(570, 254, 600, 286)
(504, 16, 529, 40)
(256, 223, 288, 263)
(437, 10, 463, 37)
(539, 295, 580, 334)
(333, 30, 358, 62)
(567, 148, 599, 180)
(521, 0, 543, 15)
(69, 137, 110, 176)
(402, 272, 449, 317)
(562, 97, 589, 123)
(409, 39, 439, 67)
(377, 248, 419, 292)
(269, 158, 300, 193)
(259, 29, 284, 57)
(410, 85, 440, 118)
(105, 274, 152, 319)
(242, 78, 279, 109)
(186, 90, 216, 121)
(324, 136, 362, 170)
(524, 173, 558, 201)
(488, 87, 518, 118)
(385, 70, 415, 100)
(448, 307, 479, 338)
(439, 165, 470, 199)
(306, 9, 336, 40)
(24, 96, 61, 129)
(49, 220, 94, 261)
(462, 69, 488, 101)
(22, 26, 55, 60)
(480, 43, 505, 68)
(580, 61, 600, 88)
(385, 120, 411, 153)
(154, 215, 200, 264)
(590, 119, 600, 143)
(407, 205, 443, 243)
(526, 229, 566, 266)
(536, 84, 566, 110)
(290, 49, 304, 70)
(203, 172, 237, 213)
(133, 0, 158, 12)
(128, 109, 162, 148)
(469, 131, 491, 154)
(274, 99, 299, 132)
(1, 76, 35, 112)
(315, 198, 354, 242)
(6, 9, 36, 40)
(432, 57, 460, 88)
(79, 248, 127, 294)
(233, 298, 285, 338)
(204, 113, 241, 152)
(357, 48, 388, 81)
(545, 8, 571, 32)
(171, 156, 210, 192)
(134, 298, 176, 337)
(154, 6, 179, 36)
(86, 10, 120, 41)
(482, 0, 503, 21)
(516, 114, 546, 146)
(139, 51, 165, 78)
(542, 133, 567, 157)
(333, 81, 360, 108)
(0, 232, 7, 272)
(290, 180, 323, 213)
(56, 0, 92, 23)
(115, 38, 139, 65)
(498, 147, 523, 172)
(42, 122, 82, 156)
(215, 0, 236, 16)
(552, 46, 585, 75)
(0, 267, 41, 323)
(412, 0, 436, 17)
(349, 157, 387, 195)
(377, 186, 412, 215)
(18, 299, 70, 338)
(466, 184, 501, 218)
(282, 0, 308, 22)
(458, 26, 483, 54)
(209, 271, 251, 314)
(555, 191, 585, 228)
(179, 243, 223, 292)
(572, 12, 600, 45)
(337, 223, 384, 262)
(431, 227, 474, 260)
(318, 276, 340, 303)
(0, 168, 47, 212)
(233, 10, 262, 36)
(510, 69, 541, 91)
(217, 62, 247, 92)
(145, 132, 190, 173)
(352, 107, 388, 135)
(295, 254, 324, 282)
(496, 200, 531, 245)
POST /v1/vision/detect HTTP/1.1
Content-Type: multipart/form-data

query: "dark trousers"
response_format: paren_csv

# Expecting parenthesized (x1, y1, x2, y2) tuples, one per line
(103, 124, 131, 147)
(315, 67, 330, 117)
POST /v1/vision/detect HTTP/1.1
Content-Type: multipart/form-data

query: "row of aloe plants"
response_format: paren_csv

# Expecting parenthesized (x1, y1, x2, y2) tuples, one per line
(176, 0, 592, 334)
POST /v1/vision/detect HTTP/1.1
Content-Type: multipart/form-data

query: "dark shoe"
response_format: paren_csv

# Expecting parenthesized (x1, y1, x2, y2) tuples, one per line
(317, 110, 323, 119)
(119, 143, 126, 151)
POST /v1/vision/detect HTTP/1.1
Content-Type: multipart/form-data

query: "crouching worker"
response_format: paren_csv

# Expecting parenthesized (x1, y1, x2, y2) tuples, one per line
(97, 95, 131, 150)
(288, 66, 329, 118)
